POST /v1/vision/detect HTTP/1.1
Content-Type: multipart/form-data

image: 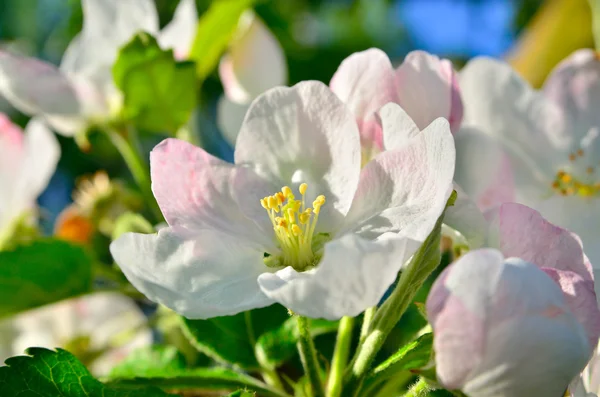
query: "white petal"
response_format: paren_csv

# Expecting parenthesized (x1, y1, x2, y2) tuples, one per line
(216, 95, 249, 146)
(158, 0, 198, 59)
(257, 233, 419, 319)
(0, 51, 86, 134)
(343, 116, 455, 242)
(234, 81, 362, 232)
(219, 12, 287, 103)
(379, 102, 420, 151)
(443, 184, 487, 249)
(110, 227, 274, 319)
(453, 126, 518, 211)
(459, 57, 562, 175)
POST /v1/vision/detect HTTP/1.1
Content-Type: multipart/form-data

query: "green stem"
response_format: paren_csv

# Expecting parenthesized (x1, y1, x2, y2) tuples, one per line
(359, 307, 376, 345)
(297, 316, 325, 397)
(326, 316, 355, 397)
(403, 378, 430, 397)
(344, 193, 455, 396)
(106, 126, 162, 222)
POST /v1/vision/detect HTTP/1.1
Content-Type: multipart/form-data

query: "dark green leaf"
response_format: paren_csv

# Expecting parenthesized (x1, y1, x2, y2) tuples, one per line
(113, 32, 197, 133)
(0, 347, 173, 396)
(181, 305, 289, 370)
(108, 345, 186, 379)
(189, 0, 257, 79)
(0, 239, 92, 317)
(108, 367, 282, 397)
(368, 333, 434, 383)
(256, 317, 338, 369)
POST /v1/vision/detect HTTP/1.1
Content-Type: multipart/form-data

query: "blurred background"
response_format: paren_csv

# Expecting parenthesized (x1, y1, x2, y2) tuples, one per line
(0, 0, 594, 232)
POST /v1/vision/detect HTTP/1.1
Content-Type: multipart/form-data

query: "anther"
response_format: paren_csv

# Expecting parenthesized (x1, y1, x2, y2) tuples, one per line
(299, 183, 308, 195)
(282, 186, 293, 198)
(292, 224, 302, 236)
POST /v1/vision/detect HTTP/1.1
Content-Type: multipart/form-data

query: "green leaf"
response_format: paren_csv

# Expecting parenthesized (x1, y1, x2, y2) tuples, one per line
(0, 348, 173, 396)
(368, 333, 434, 383)
(113, 32, 197, 133)
(181, 305, 289, 370)
(109, 345, 187, 379)
(0, 239, 92, 317)
(255, 317, 338, 369)
(226, 390, 256, 397)
(108, 367, 283, 397)
(189, 0, 257, 79)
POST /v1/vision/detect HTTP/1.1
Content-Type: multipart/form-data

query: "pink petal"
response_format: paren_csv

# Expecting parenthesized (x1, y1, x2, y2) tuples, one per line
(486, 202, 593, 282)
(543, 268, 600, 355)
(330, 48, 398, 152)
(396, 51, 463, 133)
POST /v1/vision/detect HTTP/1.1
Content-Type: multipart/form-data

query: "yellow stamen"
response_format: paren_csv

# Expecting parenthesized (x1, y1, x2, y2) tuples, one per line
(261, 183, 327, 271)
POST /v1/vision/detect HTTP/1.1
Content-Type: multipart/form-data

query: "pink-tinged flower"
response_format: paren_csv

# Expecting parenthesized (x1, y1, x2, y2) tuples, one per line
(571, 348, 600, 396)
(428, 202, 600, 396)
(0, 114, 59, 233)
(456, 49, 600, 271)
(428, 250, 590, 397)
(217, 11, 287, 146)
(329, 49, 463, 162)
(110, 81, 455, 320)
(0, 292, 151, 375)
(0, 0, 197, 136)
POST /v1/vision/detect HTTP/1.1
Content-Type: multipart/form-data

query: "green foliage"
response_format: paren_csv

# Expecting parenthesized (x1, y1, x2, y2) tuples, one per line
(109, 346, 187, 379)
(0, 239, 92, 318)
(190, 0, 257, 80)
(181, 305, 290, 370)
(226, 390, 256, 397)
(368, 333, 434, 383)
(108, 367, 280, 396)
(255, 317, 338, 369)
(111, 212, 154, 240)
(0, 348, 174, 396)
(113, 32, 197, 133)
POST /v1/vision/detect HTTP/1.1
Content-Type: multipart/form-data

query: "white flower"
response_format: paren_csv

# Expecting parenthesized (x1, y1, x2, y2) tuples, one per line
(110, 81, 455, 320)
(217, 11, 287, 145)
(456, 49, 600, 273)
(0, 292, 151, 375)
(0, 114, 59, 234)
(0, 0, 197, 136)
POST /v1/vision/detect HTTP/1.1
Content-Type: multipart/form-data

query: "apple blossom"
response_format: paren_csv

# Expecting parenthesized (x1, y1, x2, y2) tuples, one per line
(0, 113, 59, 243)
(427, 202, 600, 396)
(456, 49, 600, 270)
(110, 81, 455, 320)
(0, 0, 197, 136)
(329, 48, 462, 162)
(571, 348, 600, 397)
(217, 11, 287, 145)
(0, 292, 151, 375)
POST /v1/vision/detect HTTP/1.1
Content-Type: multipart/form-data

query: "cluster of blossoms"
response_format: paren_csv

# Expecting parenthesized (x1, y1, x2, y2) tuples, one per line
(0, 1, 599, 396)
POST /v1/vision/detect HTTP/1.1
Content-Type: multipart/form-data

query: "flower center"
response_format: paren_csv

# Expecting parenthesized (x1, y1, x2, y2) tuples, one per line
(551, 149, 600, 197)
(260, 183, 327, 271)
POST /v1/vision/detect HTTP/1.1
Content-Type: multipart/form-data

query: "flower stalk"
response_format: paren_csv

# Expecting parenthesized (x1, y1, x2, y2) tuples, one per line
(297, 315, 325, 397)
(326, 316, 355, 397)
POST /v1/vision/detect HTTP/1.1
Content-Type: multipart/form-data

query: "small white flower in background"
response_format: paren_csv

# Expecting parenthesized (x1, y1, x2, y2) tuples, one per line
(0, 292, 151, 375)
(0, 113, 59, 235)
(110, 81, 455, 320)
(456, 49, 600, 275)
(217, 11, 287, 146)
(0, 0, 197, 136)
(427, 202, 600, 397)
